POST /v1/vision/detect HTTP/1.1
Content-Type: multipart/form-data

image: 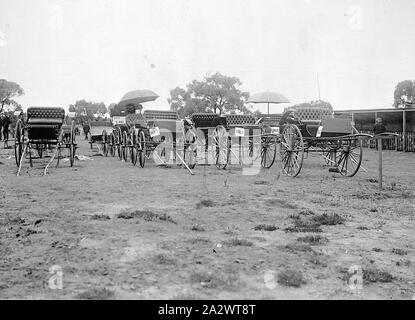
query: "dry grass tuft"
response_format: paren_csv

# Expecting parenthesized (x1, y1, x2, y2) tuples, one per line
(277, 269, 306, 287)
(191, 224, 206, 232)
(297, 235, 328, 245)
(223, 238, 254, 247)
(254, 224, 278, 232)
(196, 200, 216, 209)
(152, 253, 177, 265)
(116, 210, 176, 224)
(76, 288, 115, 300)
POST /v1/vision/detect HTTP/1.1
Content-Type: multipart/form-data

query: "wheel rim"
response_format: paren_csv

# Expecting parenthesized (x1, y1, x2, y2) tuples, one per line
(14, 120, 24, 167)
(261, 135, 277, 168)
(280, 124, 304, 177)
(102, 130, 108, 157)
(109, 133, 115, 157)
(213, 125, 229, 169)
(337, 140, 362, 177)
(130, 129, 138, 166)
(139, 131, 146, 168)
(70, 120, 75, 167)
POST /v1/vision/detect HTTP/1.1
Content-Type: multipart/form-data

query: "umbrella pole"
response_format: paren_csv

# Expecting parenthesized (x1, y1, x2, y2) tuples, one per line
(267, 102, 269, 115)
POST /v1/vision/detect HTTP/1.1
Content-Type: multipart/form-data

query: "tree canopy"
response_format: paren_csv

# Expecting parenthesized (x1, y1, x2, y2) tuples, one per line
(394, 80, 415, 108)
(168, 72, 250, 117)
(68, 100, 107, 119)
(0, 79, 24, 113)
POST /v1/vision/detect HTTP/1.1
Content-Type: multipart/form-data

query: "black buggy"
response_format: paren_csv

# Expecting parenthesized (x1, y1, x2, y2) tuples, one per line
(14, 107, 77, 175)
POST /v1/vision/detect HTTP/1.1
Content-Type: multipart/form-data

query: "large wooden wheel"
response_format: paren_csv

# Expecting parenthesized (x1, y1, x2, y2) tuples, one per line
(138, 130, 146, 168)
(336, 139, 362, 177)
(129, 128, 138, 166)
(280, 124, 304, 177)
(184, 129, 197, 169)
(109, 133, 116, 157)
(121, 131, 129, 161)
(212, 125, 230, 169)
(261, 134, 277, 168)
(102, 129, 109, 157)
(323, 147, 338, 166)
(14, 119, 25, 167)
(115, 128, 122, 160)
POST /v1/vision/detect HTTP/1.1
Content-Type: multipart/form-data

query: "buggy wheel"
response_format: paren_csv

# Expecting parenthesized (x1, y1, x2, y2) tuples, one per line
(102, 130, 109, 157)
(261, 134, 277, 168)
(122, 131, 129, 161)
(109, 133, 116, 157)
(323, 148, 338, 166)
(14, 119, 24, 167)
(280, 124, 304, 177)
(116, 128, 122, 160)
(212, 125, 230, 169)
(184, 129, 197, 169)
(138, 130, 146, 168)
(336, 139, 362, 177)
(69, 120, 76, 167)
(130, 129, 138, 166)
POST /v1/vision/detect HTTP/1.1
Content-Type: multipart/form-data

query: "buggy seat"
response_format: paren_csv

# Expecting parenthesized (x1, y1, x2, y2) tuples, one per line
(26, 107, 65, 126)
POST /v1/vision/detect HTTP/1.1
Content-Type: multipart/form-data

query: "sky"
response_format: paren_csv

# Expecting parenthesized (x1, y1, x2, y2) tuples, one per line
(1, 0, 415, 113)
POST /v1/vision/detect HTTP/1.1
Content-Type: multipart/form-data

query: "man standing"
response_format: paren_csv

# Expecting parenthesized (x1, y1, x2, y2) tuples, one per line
(2, 115, 11, 142)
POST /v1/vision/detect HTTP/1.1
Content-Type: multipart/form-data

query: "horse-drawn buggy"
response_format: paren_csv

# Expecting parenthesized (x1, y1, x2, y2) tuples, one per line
(277, 106, 371, 177)
(88, 119, 114, 156)
(14, 107, 77, 175)
(112, 110, 198, 172)
(189, 113, 278, 169)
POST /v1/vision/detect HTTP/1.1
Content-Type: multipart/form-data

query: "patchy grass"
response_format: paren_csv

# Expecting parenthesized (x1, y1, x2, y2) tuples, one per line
(285, 219, 323, 233)
(297, 235, 328, 245)
(284, 243, 314, 253)
(116, 210, 176, 224)
(152, 254, 177, 265)
(391, 248, 408, 256)
(254, 180, 271, 185)
(90, 214, 110, 221)
(311, 213, 345, 226)
(254, 224, 278, 232)
(186, 237, 212, 245)
(191, 224, 206, 232)
(223, 238, 254, 247)
(196, 200, 216, 209)
(190, 271, 239, 290)
(265, 198, 297, 209)
(76, 288, 115, 300)
(363, 267, 393, 284)
(277, 269, 306, 287)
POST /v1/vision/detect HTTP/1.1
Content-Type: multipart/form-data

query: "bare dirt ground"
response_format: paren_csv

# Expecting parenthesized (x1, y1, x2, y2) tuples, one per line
(0, 137, 414, 300)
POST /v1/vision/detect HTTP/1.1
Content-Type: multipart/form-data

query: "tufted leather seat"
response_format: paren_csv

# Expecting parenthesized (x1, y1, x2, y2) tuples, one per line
(190, 113, 219, 128)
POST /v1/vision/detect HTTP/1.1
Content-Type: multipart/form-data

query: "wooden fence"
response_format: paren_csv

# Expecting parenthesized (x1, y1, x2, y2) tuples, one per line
(360, 131, 415, 152)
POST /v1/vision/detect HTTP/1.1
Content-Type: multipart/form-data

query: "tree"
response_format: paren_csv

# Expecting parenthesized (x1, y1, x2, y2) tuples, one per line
(394, 80, 415, 108)
(168, 72, 250, 117)
(68, 100, 107, 119)
(0, 79, 24, 113)
(107, 103, 117, 114)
